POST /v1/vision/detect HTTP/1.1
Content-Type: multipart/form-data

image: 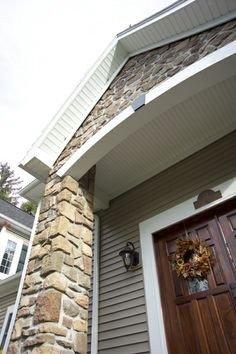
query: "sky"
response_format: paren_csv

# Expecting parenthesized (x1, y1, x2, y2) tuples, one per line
(0, 0, 175, 189)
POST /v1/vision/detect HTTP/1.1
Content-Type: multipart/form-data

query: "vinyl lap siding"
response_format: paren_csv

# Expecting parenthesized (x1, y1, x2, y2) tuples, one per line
(98, 132, 236, 354)
(0, 292, 17, 332)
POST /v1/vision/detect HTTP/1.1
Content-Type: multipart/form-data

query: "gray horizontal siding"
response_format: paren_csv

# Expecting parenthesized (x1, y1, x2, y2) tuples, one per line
(98, 131, 236, 354)
(0, 292, 17, 332)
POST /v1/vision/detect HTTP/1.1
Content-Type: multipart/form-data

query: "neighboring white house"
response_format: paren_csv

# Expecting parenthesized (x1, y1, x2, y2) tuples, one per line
(0, 199, 34, 352)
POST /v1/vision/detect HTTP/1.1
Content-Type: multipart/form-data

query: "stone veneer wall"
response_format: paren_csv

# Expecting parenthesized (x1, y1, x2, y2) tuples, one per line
(9, 168, 95, 354)
(54, 20, 236, 171)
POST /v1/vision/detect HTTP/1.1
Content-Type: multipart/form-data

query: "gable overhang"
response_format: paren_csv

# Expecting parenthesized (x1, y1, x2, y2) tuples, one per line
(19, 0, 236, 182)
(0, 214, 32, 236)
(57, 43, 236, 182)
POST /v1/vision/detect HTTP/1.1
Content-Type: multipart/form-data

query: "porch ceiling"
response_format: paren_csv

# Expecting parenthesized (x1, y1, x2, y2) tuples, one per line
(95, 75, 236, 204)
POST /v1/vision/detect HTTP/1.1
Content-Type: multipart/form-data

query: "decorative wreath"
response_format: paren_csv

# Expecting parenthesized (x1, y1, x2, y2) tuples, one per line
(172, 238, 214, 279)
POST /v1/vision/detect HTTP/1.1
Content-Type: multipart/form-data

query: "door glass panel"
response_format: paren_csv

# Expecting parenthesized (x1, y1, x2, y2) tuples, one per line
(187, 277, 209, 294)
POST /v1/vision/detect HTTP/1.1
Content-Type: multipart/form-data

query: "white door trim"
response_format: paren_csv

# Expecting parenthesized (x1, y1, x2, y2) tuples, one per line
(139, 177, 236, 354)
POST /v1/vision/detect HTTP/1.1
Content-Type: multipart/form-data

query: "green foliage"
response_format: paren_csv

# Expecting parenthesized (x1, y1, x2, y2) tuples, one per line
(20, 200, 37, 215)
(0, 162, 22, 205)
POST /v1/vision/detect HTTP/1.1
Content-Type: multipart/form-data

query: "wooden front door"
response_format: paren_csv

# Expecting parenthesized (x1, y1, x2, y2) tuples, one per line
(154, 199, 236, 354)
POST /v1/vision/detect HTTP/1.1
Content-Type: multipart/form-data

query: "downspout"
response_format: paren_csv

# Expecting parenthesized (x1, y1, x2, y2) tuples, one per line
(91, 214, 100, 354)
(5, 201, 41, 353)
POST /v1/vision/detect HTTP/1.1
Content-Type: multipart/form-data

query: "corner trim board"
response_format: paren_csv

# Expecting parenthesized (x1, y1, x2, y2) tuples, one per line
(5, 201, 42, 353)
(91, 215, 100, 354)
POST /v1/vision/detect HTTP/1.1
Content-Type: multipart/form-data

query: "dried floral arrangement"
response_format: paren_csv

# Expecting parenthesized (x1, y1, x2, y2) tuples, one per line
(172, 238, 214, 279)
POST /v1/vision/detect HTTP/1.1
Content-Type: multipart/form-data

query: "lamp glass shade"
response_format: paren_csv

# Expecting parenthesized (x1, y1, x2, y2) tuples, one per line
(119, 242, 139, 271)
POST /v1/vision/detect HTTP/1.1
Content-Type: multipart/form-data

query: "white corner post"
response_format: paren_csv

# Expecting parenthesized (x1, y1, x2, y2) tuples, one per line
(91, 214, 100, 354)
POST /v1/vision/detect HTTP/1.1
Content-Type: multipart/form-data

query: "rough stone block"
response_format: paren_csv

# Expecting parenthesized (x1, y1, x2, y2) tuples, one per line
(24, 334, 55, 347)
(58, 201, 76, 222)
(51, 235, 72, 254)
(81, 227, 92, 245)
(38, 323, 67, 336)
(75, 294, 89, 309)
(73, 332, 87, 354)
(63, 299, 80, 317)
(34, 290, 62, 324)
(62, 316, 73, 329)
(50, 215, 70, 237)
(69, 223, 82, 238)
(11, 319, 23, 340)
(73, 319, 88, 332)
(57, 188, 73, 203)
(33, 228, 50, 245)
(82, 242, 92, 257)
(44, 272, 68, 293)
(30, 245, 42, 260)
(31, 346, 61, 354)
(63, 264, 78, 282)
(74, 257, 84, 271)
(77, 270, 90, 289)
(64, 255, 74, 267)
(61, 176, 78, 194)
(56, 339, 73, 349)
(25, 273, 42, 288)
(41, 251, 64, 276)
(83, 255, 92, 275)
(75, 212, 94, 229)
(71, 245, 82, 259)
(7, 343, 19, 354)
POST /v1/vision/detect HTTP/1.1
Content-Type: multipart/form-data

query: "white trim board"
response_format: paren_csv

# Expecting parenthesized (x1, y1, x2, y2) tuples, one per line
(139, 177, 236, 354)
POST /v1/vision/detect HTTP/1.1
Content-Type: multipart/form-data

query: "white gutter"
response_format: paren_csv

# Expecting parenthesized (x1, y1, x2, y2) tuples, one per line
(91, 214, 100, 354)
(0, 213, 32, 235)
(5, 201, 41, 354)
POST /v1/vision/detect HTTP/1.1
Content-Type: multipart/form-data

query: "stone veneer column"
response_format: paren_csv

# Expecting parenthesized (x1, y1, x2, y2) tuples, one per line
(8, 168, 95, 354)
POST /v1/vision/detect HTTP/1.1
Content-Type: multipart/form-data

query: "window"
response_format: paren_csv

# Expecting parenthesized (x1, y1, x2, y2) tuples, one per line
(0, 240, 17, 274)
(0, 227, 25, 280)
(0, 305, 15, 351)
(16, 244, 28, 272)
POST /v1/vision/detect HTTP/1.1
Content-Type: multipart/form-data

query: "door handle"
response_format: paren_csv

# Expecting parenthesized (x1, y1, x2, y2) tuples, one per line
(229, 282, 236, 298)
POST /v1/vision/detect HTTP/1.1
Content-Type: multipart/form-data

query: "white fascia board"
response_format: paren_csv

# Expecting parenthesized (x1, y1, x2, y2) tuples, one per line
(117, 0, 194, 39)
(20, 179, 45, 204)
(0, 213, 32, 235)
(57, 42, 236, 180)
(129, 11, 236, 57)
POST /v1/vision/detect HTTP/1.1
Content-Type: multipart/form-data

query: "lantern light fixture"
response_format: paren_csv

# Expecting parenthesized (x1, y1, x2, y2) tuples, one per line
(119, 242, 139, 271)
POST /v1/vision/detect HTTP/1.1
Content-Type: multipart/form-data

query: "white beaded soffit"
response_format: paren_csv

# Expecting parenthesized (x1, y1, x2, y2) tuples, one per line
(20, 0, 236, 181)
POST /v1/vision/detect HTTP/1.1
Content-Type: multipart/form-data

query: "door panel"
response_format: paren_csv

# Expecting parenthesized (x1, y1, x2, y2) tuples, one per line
(154, 200, 236, 354)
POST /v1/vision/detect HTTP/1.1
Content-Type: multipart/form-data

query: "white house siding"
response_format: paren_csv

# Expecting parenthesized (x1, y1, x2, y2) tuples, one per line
(0, 292, 17, 332)
(97, 131, 236, 354)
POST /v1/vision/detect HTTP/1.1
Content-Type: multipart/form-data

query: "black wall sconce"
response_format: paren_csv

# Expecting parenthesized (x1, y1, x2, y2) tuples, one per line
(119, 242, 139, 271)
